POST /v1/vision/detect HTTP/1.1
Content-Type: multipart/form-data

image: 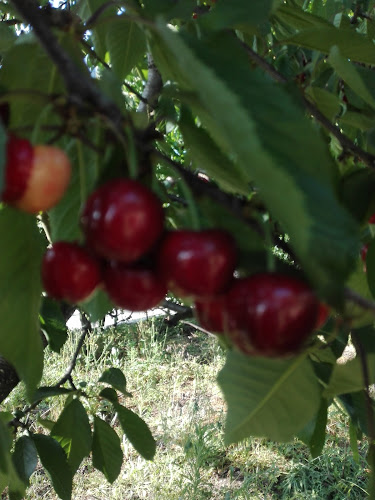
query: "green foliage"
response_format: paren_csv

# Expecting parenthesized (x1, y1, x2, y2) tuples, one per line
(2, 0, 375, 497)
(0, 208, 45, 399)
(218, 351, 321, 444)
(92, 417, 123, 484)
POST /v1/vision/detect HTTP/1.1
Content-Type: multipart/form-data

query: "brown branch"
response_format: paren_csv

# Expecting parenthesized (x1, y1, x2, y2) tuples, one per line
(10, 0, 126, 133)
(137, 53, 162, 113)
(239, 40, 375, 169)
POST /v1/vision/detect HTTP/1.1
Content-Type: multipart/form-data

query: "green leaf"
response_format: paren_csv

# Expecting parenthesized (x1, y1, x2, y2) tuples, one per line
(51, 399, 92, 474)
(203, 0, 274, 31)
(297, 398, 328, 458)
(305, 87, 341, 121)
(0, 421, 25, 498)
(115, 404, 156, 460)
(99, 387, 118, 403)
(86, 0, 118, 60)
(217, 351, 321, 444)
(12, 436, 38, 485)
(0, 208, 45, 399)
(82, 288, 114, 323)
(0, 24, 16, 52)
(340, 168, 375, 223)
(151, 27, 359, 300)
(92, 417, 123, 483)
(324, 354, 375, 398)
(40, 298, 68, 353)
(328, 46, 375, 109)
(49, 139, 98, 243)
(33, 386, 73, 402)
(179, 107, 249, 195)
(349, 421, 360, 463)
(273, 4, 332, 30)
(107, 18, 146, 81)
(283, 26, 375, 66)
(99, 368, 131, 397)
(32, 434, 72, 500)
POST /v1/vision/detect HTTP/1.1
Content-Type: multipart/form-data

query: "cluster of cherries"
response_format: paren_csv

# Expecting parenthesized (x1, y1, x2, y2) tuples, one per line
(1, 134, 329, 358)
(42, 177, 328, 357)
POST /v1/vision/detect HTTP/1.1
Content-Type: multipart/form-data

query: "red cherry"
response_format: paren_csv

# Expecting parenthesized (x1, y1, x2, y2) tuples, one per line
(41, 242, 101, 304)
(226, 274, 320, 357)
(315, 303, 329, 329)
(195, 296, 229, 333)
(369, 214, 375, 224)
(158, 229, 237, 298)
(192, 13, 198, 19)
(1, 137, 71, 213)
(103, 261, 167, 311)
(1, 135, 33, 204)
(81, 179, 164, 263)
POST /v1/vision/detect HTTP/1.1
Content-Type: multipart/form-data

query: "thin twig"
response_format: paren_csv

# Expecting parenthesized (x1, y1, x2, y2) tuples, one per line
(344, 287, 375, 314)
(239, 40, 375, 169)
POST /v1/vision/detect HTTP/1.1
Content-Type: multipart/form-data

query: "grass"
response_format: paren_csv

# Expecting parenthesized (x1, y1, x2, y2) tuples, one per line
(3, 317, 370, 499)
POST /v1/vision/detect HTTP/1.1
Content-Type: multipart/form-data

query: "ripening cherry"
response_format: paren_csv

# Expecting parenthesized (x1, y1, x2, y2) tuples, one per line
(226, 273, 320, 357)
(315, 303, 329, 329)
(158, 229, 237, 298)
(80, 179, 164, 263)
(41, 242, 101, 304)
(103, 261, 167, 311)
(1, 136, 71, 213)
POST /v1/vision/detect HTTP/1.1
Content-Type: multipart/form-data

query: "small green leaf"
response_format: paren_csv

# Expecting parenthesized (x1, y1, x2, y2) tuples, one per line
(92, 417, 123, 483)
(349, 421, 360, 463)
(328, 46, 375, 109)
(107, 18, 146, 81)
(99, 368, 131, 397)
(99, 387, 118, 403)
(51, 399, 92, 474)
(203, 0, 274, 31)
(218, 351, 321, 444)
(115, 404, 156, 460)
(324, 355, 375, 398)
(12, 436, 38, 485)
(283, 26, 375, 66)
(40, 298, 68, 353)
(298, 398, 328, 458)
(82, 288, 114, 323)
(33, 387, 73, 403)
(32, 434, 72, 500)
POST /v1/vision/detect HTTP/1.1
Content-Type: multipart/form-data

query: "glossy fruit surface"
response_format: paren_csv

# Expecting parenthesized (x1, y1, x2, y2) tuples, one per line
(2, 139, 71, 213)
(369, 214, 375, 224)
(226, 274, 319, 357)
(1, 135, 34, 203)
(103, 261, 167, 311)
(81, 179, 164, 263)
(158, 229, 236, 298)
(195, 296, 228, 333)
(42, 242, 101, 304)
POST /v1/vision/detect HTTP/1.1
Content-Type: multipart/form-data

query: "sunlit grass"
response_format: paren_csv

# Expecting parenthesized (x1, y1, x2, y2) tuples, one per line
(3, 317, 369, 499)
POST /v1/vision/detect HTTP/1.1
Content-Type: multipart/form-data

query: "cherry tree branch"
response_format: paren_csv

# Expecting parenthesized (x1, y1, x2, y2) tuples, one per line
(10, 0, 126, 133)
(239, 41, 375, 169)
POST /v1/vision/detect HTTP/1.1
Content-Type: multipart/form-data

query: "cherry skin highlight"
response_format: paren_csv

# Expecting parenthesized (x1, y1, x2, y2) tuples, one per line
(158, 229, 236, 298)
(41, 242, 101, 304)
(81, 179, 164, 263)
(103, 261, 167, 311)
(226, 273, 320, 357)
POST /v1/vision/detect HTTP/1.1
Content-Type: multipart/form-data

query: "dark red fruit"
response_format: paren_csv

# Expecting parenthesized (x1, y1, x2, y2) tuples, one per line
(195, 296, 229, 333)
(158, 229, 237, 298)
(81, 179, 164, 263)
(315, 303, 329, 329)
(1, 135, 34, 203)
(41, 242, 101, 304)
(103, 261, 167, 311)
(369, 214, 375, 224)
(226, 274, 320, 357)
